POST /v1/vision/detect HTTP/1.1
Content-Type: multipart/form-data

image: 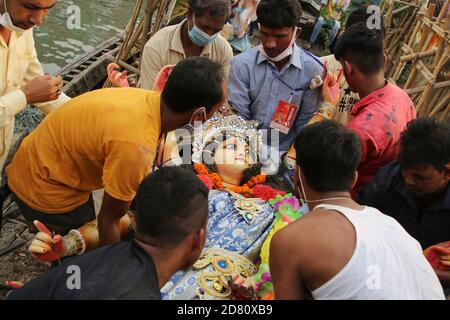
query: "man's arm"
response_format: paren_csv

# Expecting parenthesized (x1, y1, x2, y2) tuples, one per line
(97, 192, 131, 246)
(296, 60, 324, 129)
(100, 141, 153, 245)
(0, 92, 27, 129)
(296, 87, 322, 129)
(228, 57, 252, 119)
(269, 229, 306, 300)
(22, 35, 70, 114)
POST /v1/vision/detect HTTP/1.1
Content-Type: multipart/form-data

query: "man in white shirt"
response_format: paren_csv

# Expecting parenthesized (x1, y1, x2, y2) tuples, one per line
(0, 0, 70, 174)
(270, 120, 445, 300)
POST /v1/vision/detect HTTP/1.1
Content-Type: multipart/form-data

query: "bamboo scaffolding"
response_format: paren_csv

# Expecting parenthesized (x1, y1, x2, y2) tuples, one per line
(384, 0, 450, 121)
(103, 0, 174, 88)
(384, 0, 422, 77)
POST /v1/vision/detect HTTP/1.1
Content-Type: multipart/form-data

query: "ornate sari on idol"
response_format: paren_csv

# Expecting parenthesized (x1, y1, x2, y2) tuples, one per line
(161, 114, 308, 300)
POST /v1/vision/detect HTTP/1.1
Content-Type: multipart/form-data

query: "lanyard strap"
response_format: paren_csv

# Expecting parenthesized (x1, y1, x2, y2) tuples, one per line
(269, 49, 326, 99)
(301, 48, 326, 71)
(152, 133, 167, 171)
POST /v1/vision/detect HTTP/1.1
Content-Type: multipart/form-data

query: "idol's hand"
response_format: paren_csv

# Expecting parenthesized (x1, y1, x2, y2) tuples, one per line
(107, 63, 130, 87)
(153, 65, 175, 93)
(28, 220, 65, 263)
(228, 272, 257, 300)
(424, 241, 450, 271)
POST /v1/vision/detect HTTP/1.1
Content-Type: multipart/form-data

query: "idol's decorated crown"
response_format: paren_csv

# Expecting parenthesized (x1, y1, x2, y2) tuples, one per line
(192, 114, 263, 164)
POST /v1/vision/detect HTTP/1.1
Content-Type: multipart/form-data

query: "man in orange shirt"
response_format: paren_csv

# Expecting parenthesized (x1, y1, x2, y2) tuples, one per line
(6, 57, 226, 246)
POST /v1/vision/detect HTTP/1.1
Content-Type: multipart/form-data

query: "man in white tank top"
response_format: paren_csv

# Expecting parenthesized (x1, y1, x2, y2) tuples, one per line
(269, 120, 445, 300)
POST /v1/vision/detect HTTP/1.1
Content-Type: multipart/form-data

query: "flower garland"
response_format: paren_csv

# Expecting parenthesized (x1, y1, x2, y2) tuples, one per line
(226, 174, 267, 198)
(194, 163, 274, 198)
(194, 164, 224, 190)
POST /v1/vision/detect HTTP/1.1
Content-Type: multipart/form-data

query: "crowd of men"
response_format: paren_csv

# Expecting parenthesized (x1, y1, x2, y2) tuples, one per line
(0, 0, 448, 299)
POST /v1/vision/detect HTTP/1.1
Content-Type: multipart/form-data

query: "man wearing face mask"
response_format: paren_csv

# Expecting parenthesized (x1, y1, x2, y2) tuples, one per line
(359, 117, 450, 289)
(6, 57, 225, 247)
(138, 0, 233, 90)
(0, 0, 69, 179)
(228, 0, 324, 153)
(269, 120, 445, 300)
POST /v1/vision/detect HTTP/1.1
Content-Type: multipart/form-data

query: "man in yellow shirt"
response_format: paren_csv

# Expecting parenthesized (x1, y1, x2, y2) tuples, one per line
(139, 0, 233, 89)
(6, 57, 226, 246)
(0, 0, 70, 175)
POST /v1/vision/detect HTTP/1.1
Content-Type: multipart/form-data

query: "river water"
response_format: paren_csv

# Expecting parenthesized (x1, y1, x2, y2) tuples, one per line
(34, 0, 136, 74)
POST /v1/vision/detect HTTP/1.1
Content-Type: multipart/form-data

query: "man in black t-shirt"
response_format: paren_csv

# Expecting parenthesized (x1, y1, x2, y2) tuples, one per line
(7, 167, 209, 300)
(359, 117, 450, 290)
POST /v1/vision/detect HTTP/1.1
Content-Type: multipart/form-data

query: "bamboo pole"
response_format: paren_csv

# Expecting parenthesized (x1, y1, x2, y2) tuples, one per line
(428, 88, 446, 116)
(400, 48, 437, 62)
(104, 0, 175, 88)
(439, 100, 450, 122)
(436, 0, 450, 24)
(139, 0, 157, 69)
(404, 80, 450, 95)
(417, 45, 449, 114)
(428, 90, 450, 117)
(116, 0, 144, 60)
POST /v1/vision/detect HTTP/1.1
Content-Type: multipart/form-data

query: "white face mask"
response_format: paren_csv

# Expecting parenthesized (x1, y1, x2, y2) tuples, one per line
(0, 0, 28, 33)
(258, 26, 298, 62)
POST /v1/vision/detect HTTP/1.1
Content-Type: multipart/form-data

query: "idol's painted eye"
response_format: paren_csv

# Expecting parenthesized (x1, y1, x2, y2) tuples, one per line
(224, 142, 238, 151)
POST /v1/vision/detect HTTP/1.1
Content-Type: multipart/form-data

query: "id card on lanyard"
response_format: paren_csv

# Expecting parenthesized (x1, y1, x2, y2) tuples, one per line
(269, 93, 302, 134)
(269, 49, 326, 134)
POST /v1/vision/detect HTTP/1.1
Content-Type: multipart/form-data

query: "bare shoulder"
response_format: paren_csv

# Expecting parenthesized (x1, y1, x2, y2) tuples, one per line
(273, 208, 354, 251)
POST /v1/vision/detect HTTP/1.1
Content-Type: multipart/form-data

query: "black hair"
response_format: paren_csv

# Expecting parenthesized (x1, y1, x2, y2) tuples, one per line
(241, 163, 293, 193)
(334, 22, 385, 76)
(346, 4, 385, 38)
(294, 120, 361, 192)
(188, 0, 231, 18)
(256, 0, 302, 29)
(399, 117, 450, 171)
(167, 15, 187, 26)
(162, 57, 224, 113)
(134, 167, 209, 247)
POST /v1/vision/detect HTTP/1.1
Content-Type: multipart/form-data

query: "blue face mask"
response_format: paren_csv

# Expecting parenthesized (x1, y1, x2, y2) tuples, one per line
(188, 16, 220, 47)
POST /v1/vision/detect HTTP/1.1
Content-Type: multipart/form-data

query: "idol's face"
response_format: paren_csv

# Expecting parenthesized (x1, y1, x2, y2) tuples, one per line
(214, 136, 252, 186)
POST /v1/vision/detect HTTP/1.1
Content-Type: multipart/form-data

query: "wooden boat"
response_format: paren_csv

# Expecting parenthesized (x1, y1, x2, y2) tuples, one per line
(55, 36, 141, 98)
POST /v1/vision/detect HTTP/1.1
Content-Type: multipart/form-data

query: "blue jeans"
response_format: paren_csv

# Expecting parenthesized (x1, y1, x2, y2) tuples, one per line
(310, 16, 341, 45)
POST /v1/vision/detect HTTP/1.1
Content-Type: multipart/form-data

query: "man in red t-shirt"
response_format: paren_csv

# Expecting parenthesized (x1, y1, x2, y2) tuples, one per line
(334, 23, 416, 192)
